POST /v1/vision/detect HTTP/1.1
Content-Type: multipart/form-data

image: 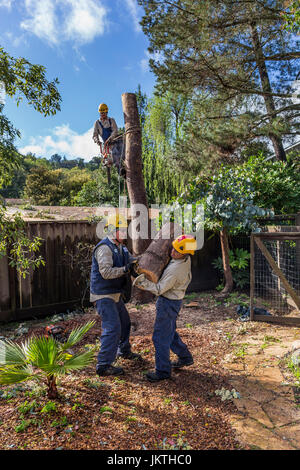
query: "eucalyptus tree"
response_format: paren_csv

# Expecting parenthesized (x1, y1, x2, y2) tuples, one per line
(176, 166, 273, 293)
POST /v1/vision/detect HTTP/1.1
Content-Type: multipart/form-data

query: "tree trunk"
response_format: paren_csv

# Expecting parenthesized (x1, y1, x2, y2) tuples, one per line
(138, 222, 183, 283)
(220, 227, 234, 294)
(47, 375, 58, 399)
(121, 92, 151, 254)
(250, 23, 287, 162)
(121, 93, 152, 303)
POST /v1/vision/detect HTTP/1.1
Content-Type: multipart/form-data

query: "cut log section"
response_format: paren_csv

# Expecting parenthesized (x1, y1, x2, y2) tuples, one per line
(137, 222, 183, 283)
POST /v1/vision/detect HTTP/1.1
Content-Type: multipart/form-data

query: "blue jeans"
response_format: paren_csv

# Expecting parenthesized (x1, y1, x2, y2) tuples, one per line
(153, 296, 193, 378)
(95, 298, 131, 367)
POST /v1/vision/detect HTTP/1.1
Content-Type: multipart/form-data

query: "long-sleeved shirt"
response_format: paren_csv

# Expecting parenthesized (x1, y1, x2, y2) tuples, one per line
(136, 256, 192, 300)
(90, 237, 133, 303)
(92, 116, 118, 145)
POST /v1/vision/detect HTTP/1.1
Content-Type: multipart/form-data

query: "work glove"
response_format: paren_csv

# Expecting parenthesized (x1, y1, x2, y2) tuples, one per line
(132, 274, 146, 287)
(129, 264, 139, 278)
(123, 258, 138, 274)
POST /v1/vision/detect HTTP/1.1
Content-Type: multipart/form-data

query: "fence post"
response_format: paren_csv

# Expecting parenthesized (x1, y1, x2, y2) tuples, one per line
(296, 212, 300, 267)
(8, 263, 17, 320)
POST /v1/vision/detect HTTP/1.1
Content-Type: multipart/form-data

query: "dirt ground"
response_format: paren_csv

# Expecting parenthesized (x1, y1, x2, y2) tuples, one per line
(4, 200, 159, 222)
(0, 290, 299, 451)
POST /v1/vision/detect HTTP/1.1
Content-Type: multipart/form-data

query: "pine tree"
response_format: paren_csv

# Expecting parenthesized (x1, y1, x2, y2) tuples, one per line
(138, 0, 300, 161)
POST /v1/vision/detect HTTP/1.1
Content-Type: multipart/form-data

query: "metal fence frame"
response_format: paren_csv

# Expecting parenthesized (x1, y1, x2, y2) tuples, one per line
(250, 230, 300, 325)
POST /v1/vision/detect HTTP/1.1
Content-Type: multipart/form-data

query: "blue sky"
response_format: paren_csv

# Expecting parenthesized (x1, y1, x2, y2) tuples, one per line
(0, 0, 156, 161)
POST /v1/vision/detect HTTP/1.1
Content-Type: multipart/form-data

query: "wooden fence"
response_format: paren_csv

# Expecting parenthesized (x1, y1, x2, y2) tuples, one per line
(0, 220, 221, 323)
(0, 221, 98, 322)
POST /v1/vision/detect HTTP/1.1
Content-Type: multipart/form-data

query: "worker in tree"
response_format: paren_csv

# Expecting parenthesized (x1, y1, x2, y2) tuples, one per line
(90, 213, 141, 377)
(134, 235, 196, 382)
(92, 103, 124, 174)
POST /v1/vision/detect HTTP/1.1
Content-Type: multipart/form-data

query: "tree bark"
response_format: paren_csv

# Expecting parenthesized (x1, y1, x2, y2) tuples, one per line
(121, 92, 151, 254)
(121, 93, 152, 303)
(137, 222, 183, 283)
(220, 227, 234, 294)
(47, 375, 58, 399)
(250, 23, 287, 162)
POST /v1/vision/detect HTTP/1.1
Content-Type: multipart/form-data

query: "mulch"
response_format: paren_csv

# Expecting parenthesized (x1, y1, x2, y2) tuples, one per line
(0, 292, 248, 450)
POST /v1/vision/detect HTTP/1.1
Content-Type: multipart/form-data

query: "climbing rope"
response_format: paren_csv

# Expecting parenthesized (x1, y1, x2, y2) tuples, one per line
(98, 125, 142, 199)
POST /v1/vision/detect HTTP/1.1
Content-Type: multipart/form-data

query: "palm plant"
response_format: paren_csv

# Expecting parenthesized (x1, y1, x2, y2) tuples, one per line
(0, 321, 96, 399)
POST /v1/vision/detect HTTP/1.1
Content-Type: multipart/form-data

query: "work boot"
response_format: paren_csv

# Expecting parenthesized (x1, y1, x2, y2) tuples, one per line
(117, 351, 142, 360)
(145, 371, 171, 382)
(171, 358, 194, 369)
(96, 365, 124, 377)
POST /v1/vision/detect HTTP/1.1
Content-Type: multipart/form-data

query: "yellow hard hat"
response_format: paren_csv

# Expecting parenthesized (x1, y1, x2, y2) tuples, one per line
(98, 103, 108, 113)
(105, 213, 127, 230)
(172, 234, 197, 255)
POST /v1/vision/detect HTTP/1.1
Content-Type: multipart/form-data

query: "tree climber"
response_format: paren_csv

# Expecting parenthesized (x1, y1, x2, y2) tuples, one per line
(92, 103, 124, 175)
(133, 235, 196, 382)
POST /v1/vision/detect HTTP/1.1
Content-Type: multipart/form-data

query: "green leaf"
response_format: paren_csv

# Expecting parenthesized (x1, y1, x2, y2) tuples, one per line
(0, 340, 28, 366)
(26, 336, 59, 372)
(56, 350, 95, 374)
(61, 321, 95, 350)
(0, 366, 33, 385)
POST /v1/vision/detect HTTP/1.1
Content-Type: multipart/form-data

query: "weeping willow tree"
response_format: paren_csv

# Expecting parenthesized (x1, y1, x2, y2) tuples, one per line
(136, 86, 190, 204)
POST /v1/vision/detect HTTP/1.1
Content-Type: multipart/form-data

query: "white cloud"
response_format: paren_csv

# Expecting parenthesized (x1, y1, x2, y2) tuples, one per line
(0, 0, 14, 8)
(64, 0, 107, 44)
(4, 31, 29, 48)
(20, 0, 108, 46)
(19, 124, 100, 161)
(124, 0, 142, 33)
(21, 0, 59, 46)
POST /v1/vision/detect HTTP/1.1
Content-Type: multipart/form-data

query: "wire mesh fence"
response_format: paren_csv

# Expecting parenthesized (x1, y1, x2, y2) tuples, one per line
(250, 227, 300, 324)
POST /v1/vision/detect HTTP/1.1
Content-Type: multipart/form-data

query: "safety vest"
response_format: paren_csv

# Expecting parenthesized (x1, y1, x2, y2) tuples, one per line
(90, 237, 129, 295)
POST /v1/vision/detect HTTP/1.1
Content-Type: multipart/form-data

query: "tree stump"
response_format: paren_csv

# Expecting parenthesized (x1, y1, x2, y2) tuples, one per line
(137, 222, 183, 283)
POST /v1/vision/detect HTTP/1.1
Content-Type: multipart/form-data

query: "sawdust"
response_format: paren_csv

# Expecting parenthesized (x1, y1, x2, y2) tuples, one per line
(0, 290, 287, 450)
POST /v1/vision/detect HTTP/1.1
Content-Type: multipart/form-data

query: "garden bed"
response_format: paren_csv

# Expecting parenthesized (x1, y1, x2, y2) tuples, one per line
(0, 291, 270, 450)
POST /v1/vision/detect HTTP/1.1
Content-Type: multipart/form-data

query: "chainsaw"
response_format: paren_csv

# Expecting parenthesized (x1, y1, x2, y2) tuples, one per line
(44, 325, 67, 343)
(99, 141, 113, 168)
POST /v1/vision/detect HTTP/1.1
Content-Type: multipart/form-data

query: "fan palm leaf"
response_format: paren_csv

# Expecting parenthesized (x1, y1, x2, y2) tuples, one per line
(0, 320, 96, 398)
(60, 321, 96, 350)
(0, 365, 33, 385)
(26, 336, 60, 373)
(52, 350, 95, 375)
(0, 339, 28, 366)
